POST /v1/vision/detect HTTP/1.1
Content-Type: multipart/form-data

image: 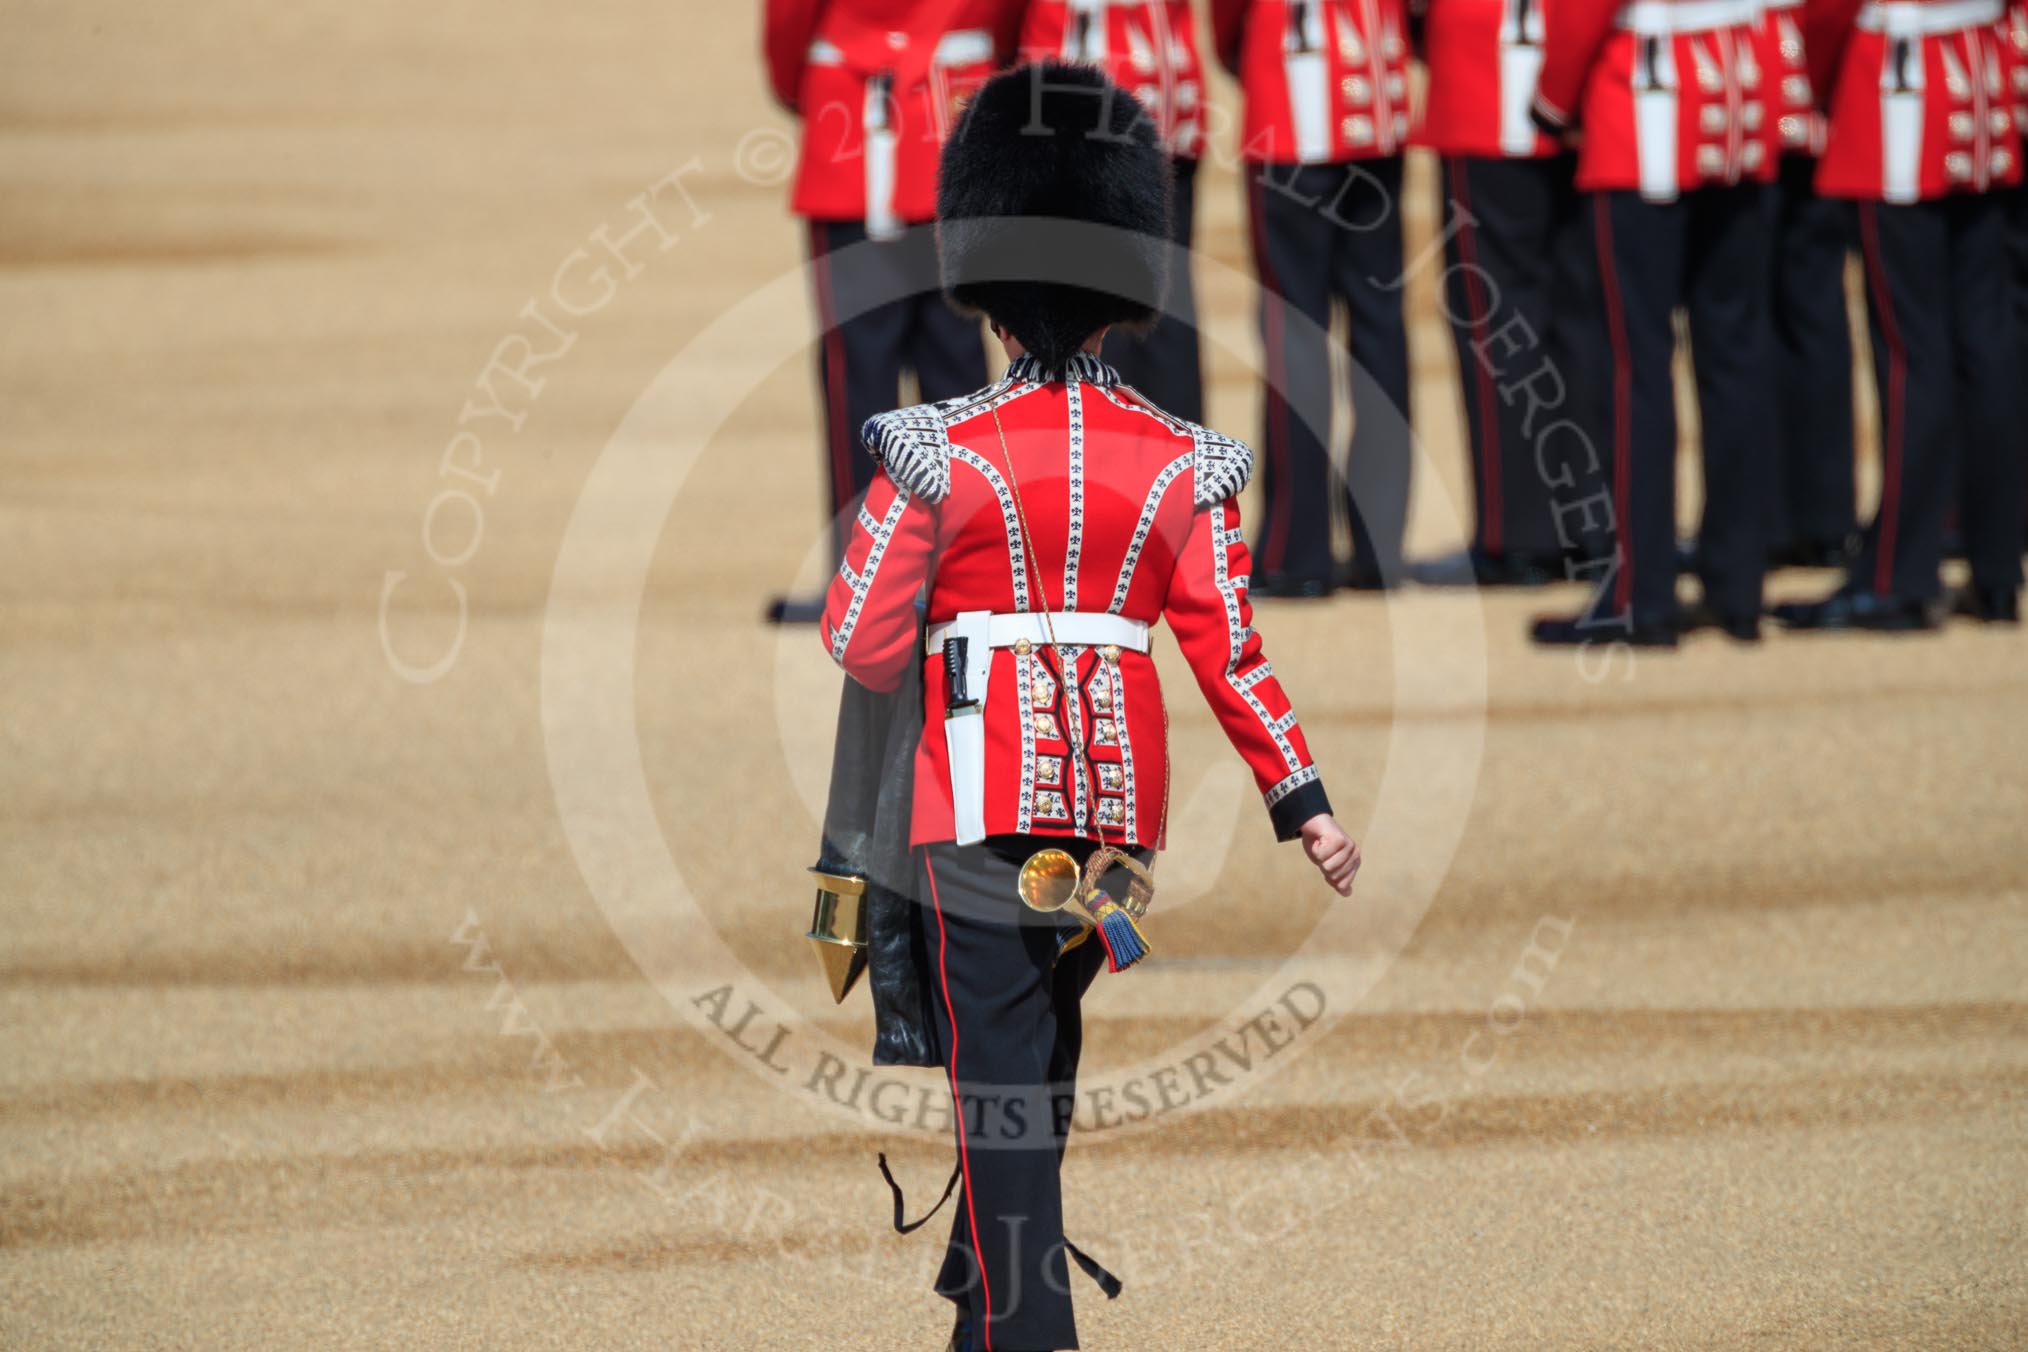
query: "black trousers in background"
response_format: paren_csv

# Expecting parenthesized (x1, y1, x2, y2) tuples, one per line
(2008, 183, 2028, 535)
(919, 836, 1148, 1352)
(1766, 154, 1858, 552)
(1560, 185, 1777, 630)
(1102, 155, 1203, 422)
(1440, 153, 1578, 560)
(1850, 195, 2023, 599)
(808, 220, 987, 560)
(1247, 158, 1414, 585)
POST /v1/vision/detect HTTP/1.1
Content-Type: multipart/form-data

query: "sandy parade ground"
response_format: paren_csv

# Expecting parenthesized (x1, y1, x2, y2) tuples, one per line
(3, 2, 2026, 1347)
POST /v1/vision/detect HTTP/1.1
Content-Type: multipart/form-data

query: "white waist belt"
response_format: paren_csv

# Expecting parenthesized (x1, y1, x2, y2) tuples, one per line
(926, 612, 1151, 655)
(807, 29, 996, 69)
(806, 28, 995, 241)
(928, 612, 1151, 847)
(1854, 0, 2003, 35)
(1616, 0, 1764, 34)
(930, 609, 1149, 845)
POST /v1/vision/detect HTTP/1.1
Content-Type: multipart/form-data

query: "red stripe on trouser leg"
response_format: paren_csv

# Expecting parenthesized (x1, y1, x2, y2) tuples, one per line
(1451, 159, 1505, 554)
(1856, 204, 1906, 597)
(1593, 194, 1635, 617)
(925, 853, 993, 1350)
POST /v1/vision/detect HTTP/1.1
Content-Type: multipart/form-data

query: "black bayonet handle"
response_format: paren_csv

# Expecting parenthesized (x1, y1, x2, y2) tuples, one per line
(944, 637, 976, 710)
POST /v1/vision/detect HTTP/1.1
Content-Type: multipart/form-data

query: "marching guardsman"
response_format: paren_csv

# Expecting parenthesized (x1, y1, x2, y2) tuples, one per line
(1213, 0, 1417, 594)
(1774, 0, 2024, 628)
(1414, 0, 1580, 586)
(1526, 0, 1781, 646)
(762, 0, 1021, 623)
(822, 63, 1360, 1351)
(1020, 0, 1211, 420)
(1761, 0, 1862, 569)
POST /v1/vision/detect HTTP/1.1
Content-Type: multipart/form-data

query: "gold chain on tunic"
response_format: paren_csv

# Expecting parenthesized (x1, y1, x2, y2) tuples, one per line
(990, 393, 1156, 969)
(989, 401, 1106, 844)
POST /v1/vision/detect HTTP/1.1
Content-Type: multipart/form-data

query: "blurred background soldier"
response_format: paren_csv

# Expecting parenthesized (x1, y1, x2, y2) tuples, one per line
(1777, 0, 2024, 629)
(1761, 0, 1860, 570)
(2007, 0, 2028, 550)
(1214, 0, 1417, 595)
(1412, 0, 1577, 588)
(762, 0, 1019, 623)
(1021, 0, 1211, 420)
(1528, 0, 1779, 647)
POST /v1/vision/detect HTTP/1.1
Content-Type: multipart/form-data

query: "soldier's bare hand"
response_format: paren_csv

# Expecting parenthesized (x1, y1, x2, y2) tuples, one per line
(1299, 814, 1361, 897)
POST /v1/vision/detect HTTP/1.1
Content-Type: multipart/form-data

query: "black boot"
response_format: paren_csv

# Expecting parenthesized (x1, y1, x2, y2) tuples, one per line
(1408, 548, 1559, 588)
(1771, 589, 1937, 632)
(764, 592, 828, 625)
(1250, 570, 1336, 599)
(1952, 585, 2021, 625)
(1336, 557, 1399, 592)
(1530, 613, 1680, 648)
(1676, 599, 1762, 642)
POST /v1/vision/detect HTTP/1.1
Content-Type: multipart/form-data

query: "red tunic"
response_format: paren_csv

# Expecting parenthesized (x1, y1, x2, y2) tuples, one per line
(1212, 0, 1417, 162)
(2011, 0, 2028, 137)
(821, 352, 1332, 847)
(1532, 0, 1777, 197)
(1763, 0, 1829, 155)
(1807, 0, 2024, 201)
(764, 0, 1020, 228)
(1418, 0, 1563, 158)
(1019, 1, 1209, 158)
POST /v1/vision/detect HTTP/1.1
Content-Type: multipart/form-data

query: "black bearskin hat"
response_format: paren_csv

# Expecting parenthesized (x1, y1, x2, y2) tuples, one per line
(937, 61, 1171, 373)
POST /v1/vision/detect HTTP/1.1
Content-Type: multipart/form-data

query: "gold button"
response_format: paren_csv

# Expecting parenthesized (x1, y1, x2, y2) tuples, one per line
(1100, 644, 1122, 663)
(1014, 637, 1033, 655)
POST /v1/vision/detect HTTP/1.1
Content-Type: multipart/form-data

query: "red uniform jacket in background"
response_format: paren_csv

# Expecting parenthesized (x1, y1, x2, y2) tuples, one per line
(1418, 0, 1564, 157)
(1763, 0, 1829, 155)
(1020, 0, 1210, 157)
(2011, 0, 2028, 136)
(1532, 0, 1776, 197)
(1213, 0, 1417, 161)
(1806, 0, 2023, 201)
(764, 0, 1020, 227)
(821, 353, 1332, 847)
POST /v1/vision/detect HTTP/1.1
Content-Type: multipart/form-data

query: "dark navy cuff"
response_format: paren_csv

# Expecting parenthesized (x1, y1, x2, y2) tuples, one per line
(1529, 95, 1570, 139)
(1266, 772, 1332, 843)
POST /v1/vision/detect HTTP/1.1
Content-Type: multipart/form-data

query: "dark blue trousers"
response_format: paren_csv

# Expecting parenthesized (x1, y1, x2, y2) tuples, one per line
(1440, 152, 1581, 561)
(1850, 194, 2022, 600)
(808, 221, 987, 560)
(1558, 184, 1777, 629)
(1766, 154, 1858, 553)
